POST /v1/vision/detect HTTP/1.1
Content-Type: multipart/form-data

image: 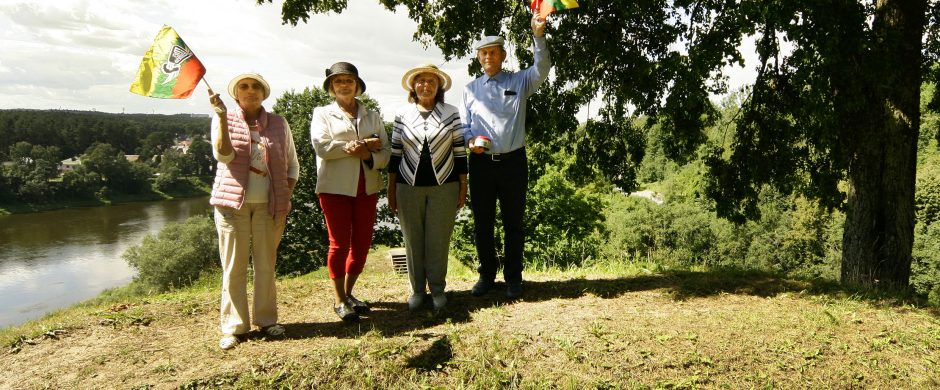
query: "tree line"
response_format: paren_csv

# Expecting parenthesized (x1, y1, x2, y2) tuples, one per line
(0, 109, 214, 204)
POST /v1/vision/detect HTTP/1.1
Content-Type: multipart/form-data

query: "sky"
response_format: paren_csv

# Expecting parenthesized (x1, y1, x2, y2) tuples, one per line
(0, 0, 758, 122)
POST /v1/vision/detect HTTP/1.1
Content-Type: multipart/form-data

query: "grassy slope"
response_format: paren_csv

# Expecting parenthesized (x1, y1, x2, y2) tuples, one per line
(1, 249, 939, 389)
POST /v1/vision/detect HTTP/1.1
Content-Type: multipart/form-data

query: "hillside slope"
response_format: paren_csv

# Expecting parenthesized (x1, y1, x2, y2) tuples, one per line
(2, 250, 939, 389)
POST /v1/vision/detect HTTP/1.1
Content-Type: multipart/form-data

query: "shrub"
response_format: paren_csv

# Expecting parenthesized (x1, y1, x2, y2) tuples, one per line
(524, 165, 606, 268)
(915, 153, 940, 227)
(452, 164, 607, 270)
(603, 195, 733, 268)
(912, 221, 940, 307)
(123, 214, 217, 292)
(744, 193, 842, 279)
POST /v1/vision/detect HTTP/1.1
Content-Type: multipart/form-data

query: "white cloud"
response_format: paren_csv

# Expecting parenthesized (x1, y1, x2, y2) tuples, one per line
(0, 0, 481, 120)
(0, 0, 757, 122)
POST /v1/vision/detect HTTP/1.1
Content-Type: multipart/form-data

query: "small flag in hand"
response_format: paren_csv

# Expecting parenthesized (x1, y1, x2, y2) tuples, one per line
(531, 0, 580, 19)
(130, 26, 206, 99)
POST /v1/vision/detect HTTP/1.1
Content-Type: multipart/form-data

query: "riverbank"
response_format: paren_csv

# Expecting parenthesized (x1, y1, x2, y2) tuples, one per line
(0, 176, 210, 215)
(0, 196, 212, 328)
(2, 248, 938, 388)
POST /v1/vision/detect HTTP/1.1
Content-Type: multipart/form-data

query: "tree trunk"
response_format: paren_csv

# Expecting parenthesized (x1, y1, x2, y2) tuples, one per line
(840, 0, 924, 290)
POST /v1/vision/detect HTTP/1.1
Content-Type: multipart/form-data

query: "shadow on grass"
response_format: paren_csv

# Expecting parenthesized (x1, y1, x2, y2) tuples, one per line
(276, 268, 934, 340)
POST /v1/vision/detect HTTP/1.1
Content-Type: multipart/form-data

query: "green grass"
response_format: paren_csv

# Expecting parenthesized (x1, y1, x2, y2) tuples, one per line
(2, 248, 939, 389)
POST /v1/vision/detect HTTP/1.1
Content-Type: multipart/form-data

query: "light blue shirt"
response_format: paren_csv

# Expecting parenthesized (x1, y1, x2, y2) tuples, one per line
(460, 37, 551, 154)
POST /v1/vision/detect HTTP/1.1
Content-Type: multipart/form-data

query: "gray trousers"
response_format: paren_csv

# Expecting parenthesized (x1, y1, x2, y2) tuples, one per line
(397, 182, 459, 296)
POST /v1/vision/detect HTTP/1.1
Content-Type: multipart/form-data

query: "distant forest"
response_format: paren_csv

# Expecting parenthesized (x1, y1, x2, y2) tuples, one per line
(0, 109, 214, 206)
(0, 109, 210, 160)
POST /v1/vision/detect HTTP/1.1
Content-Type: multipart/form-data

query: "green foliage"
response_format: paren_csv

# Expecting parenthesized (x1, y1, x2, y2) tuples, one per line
(912, 144, 940, 306)
(262, 0, 937, 289)
(123, 214, 217, 292)
(138, 131, 174, 162)
(452, 160, 607, 270)
(0, 111, 213, 205)
(911, 222, 940, 306)
(81, 143, 153, 196)
(602, 194, 731, 268)
(3, 141, 62, 199)
(186, 138, 214, 176)
(744, 193, 842, 280)
(564, 114, 646, 191)
(0, 109, 209, 159)
(271, 87, 331, 276)
(525, 164, 606, 268)
(916, 153, 940, 227)
(605, 156, 842, 279)
(61, 166, 101, 199)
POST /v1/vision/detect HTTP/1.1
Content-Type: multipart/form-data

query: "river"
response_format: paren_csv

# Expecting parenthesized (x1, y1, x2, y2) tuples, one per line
(0, 197, 211, 328)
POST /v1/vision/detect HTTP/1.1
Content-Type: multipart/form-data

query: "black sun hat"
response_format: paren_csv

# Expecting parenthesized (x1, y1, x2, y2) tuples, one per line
(323, 62, 366, 96)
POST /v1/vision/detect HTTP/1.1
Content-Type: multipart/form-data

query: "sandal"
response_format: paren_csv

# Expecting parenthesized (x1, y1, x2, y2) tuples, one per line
(262, 324, 285, 336)
(219, 335, 239, 350)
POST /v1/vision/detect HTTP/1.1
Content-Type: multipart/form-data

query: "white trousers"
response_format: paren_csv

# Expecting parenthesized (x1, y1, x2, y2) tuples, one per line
(215, 203, 286, 335)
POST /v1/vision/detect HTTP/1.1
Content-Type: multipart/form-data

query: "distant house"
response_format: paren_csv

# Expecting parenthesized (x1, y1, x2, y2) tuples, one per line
(124, 155, 140, 163)
(59, 157, 81, 174)
(1, 161, 13, 168)
(171, 139, 193, 154)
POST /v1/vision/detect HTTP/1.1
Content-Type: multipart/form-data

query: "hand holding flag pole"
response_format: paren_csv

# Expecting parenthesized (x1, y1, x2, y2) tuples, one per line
(204, 80, 227, 116)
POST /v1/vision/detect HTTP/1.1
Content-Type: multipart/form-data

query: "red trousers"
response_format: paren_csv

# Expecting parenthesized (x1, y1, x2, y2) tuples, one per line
(319, 170, 377, 279)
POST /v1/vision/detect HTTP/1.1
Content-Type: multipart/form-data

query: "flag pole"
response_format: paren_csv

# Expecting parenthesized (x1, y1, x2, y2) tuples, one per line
(202, 77, 215, 95)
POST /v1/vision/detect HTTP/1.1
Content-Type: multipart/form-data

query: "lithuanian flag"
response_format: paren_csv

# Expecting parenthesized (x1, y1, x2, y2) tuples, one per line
(531, 0, 579, 18)
(130, 26, 206, 99)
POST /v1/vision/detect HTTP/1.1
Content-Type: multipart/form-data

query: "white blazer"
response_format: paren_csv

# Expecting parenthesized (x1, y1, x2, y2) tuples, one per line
(310, 101, 390, 196)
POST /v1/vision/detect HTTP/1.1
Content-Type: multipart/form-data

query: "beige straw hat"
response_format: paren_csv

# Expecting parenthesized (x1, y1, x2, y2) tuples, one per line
(401, 64, 452, 92)
(227, 73, 271, 100)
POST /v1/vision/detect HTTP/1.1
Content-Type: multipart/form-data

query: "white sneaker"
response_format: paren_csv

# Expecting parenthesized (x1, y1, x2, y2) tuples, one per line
(219, 335, 239, 350)
(408, 294, 424, 311)
(432, 294, 447, 310)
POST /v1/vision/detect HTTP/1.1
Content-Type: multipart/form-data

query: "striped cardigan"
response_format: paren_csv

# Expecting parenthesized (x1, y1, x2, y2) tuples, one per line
(390, 102, 467, 185)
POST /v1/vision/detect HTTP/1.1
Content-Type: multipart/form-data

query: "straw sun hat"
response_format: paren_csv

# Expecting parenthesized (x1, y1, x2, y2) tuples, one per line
(227, 73, 271, 100)
(401, 64, 452, 92)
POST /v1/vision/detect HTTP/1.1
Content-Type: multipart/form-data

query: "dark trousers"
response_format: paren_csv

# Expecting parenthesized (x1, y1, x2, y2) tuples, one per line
(469, 149, 527, 283)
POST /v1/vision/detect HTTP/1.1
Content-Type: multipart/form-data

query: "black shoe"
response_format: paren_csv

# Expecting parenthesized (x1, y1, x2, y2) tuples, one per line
(471, 278, 494, 297)
(334, 302, 359, 322)
(346, 295, 370, 314)
(506, 282, 523, 299)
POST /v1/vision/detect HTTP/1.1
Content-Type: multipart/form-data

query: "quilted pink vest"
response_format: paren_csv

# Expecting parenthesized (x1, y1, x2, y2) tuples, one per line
(210, 107, 291, 218)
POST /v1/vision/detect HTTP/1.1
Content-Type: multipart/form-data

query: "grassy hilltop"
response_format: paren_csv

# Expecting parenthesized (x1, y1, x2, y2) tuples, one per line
(2, 248, 939, 389)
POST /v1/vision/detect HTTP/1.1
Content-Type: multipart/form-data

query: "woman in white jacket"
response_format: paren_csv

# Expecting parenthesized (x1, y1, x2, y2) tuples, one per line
(310, 62, 390, 322)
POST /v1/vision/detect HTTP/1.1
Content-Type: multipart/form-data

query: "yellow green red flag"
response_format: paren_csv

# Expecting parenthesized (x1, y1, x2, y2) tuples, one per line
(531, 0, 579, 18)
(130, 26, 206, 99)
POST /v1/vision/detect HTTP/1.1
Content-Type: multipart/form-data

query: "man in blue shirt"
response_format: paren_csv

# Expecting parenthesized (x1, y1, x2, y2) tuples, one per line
(460, 17, 551, 299)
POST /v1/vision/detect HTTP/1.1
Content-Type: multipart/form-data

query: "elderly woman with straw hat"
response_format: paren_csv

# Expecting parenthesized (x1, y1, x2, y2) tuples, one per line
(207, 73, 300, 350)
(311, 62, 390, 322)
(388, 64, 468, 311)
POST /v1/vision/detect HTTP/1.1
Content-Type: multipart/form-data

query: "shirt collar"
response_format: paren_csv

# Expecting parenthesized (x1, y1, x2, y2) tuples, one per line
(481, 71, 506, 84)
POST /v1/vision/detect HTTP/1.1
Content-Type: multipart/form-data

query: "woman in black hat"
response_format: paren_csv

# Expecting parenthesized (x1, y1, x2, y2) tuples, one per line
(310, 62, 390, 322)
